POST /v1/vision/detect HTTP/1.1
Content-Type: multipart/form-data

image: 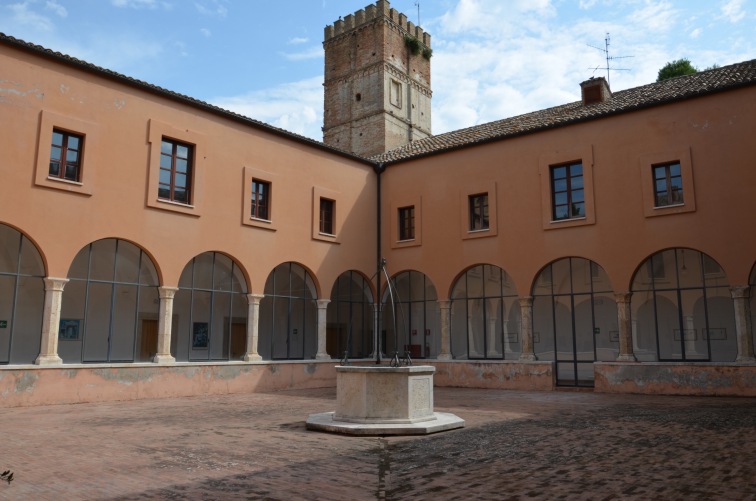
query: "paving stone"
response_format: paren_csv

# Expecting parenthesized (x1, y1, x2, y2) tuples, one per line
(0, 388, 754, 500)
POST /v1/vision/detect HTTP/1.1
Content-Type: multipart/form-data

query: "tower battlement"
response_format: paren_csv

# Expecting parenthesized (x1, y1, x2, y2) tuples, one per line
(324, 0, 431, 48)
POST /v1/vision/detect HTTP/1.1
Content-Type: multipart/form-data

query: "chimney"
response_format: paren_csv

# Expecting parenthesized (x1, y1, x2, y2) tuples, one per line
(580, 77, 611, 105)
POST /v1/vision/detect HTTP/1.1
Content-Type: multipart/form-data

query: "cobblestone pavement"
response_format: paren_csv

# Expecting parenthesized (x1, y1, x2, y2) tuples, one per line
(0, 387, 754, 500)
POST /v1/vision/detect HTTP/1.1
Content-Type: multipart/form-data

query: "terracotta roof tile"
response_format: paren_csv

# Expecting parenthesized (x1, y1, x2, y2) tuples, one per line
(373, 59, 756, 164)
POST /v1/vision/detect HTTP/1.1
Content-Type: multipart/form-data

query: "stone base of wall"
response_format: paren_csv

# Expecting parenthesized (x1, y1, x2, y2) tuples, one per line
(429, 361, 555, 391)
(595, 362, 756, 396)
(0, 362, 337, 408)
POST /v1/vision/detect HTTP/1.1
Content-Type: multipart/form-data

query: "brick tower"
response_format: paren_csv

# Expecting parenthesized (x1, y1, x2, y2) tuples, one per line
(323, 0, 432, 157)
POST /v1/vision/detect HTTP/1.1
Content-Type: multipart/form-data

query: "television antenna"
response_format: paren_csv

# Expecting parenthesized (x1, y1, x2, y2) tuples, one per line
(414, 1, 420, 26)
(587, 33, 632, 86)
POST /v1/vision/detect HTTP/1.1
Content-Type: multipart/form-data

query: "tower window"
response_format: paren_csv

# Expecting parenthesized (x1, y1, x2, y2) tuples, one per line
(355, 93, 362, 101)
(390, 80, 402, 108)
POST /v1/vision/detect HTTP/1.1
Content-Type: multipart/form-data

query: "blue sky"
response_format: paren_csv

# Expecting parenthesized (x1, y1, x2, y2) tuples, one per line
(1, 0, 753, 140)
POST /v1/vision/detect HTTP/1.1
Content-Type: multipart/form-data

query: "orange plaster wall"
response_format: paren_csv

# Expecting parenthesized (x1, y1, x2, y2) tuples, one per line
(0, 45, 377, 297)
(380, 87, 756, 295)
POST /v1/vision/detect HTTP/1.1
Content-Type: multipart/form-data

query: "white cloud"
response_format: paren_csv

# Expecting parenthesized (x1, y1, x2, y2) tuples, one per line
(210, 76, 324, 140)
(111, 0, 159, 8)
(720, 0, 746, 22)
(45, 0, 66, 17)
(288, 37, 309, 45)
(6, 2, 54, 31)
(200, 28, 211, 38)
(280, 46, 323, 61)
(194, 0, 227, 18)
(690, 28, 701, 38)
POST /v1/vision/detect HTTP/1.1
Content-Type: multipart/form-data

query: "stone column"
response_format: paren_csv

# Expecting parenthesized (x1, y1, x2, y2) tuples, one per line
(244, 293, 264, 362)
(315, 299, 331, 360)
(35, 277, 68, 365)
(518, 296, 536, 361)
(614, 292, 637, 361)
(437, 299, 452, 360)
(731, 286, 755, 362)
(153, 286, 178, 364)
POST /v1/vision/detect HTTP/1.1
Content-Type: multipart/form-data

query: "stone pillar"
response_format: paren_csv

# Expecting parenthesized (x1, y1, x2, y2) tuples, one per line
(518, 296, 536, 361)
(244, 293, 264, 362)
(614, 292, 637, 362)
(153, 286, 178, 364)
(731, 286, 755, 362)
(315, 299, 331, 360)
(35, 277, 68, 365)
(437, 299, 452, 360)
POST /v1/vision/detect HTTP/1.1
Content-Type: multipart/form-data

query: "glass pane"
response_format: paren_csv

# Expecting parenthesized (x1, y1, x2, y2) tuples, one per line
(158, 186, 170, 199)
(570, 164, 583, 176)
(160, 155, 172, 169)
(110, 285, 137, 361)
(172, 289, 192, 361)
(554, 192, 568, 206)
(49, 161, 61, 176)
(114, 241, 141, 284)
(533, 296, 554, 360)
(66, 150, 78, 163)
(554, 296, 573, 359)
(552, 259, 572, 295)
(159, 169, 171, 185)
(570, 258, 592, 294)
(173, 188, 188, 203)
(594, 294, 619, 361)
(669, 163, 681, 176)
(64, 164, 78, 180)
(483, 265, 503, 298)
(176, 144, 189, 158)
(484, 298, 503, 358)
(89, 239, 117, 281)
(193, 253, 214, 290)
(231, 263, 247, 293)
(0, 225, 21, 273)
(213, 254, 234, 291)
(0, 275, 15, 362)
(68, 136, 80, 149)
(10, 276, 44, 364)
(677, 249, 704, 289)
(450, 300, 466, 358)
(553, 178, 567, 192)
(139, 255, 159, 286)
(190, 290, 212, 359)
(210, 292, 231, 360)
(503, 298, 521, 358)
(655, 290, 682, 360)
(572, 189, 584, 203)
(176, 160, 188, 175)
(571, 175, 584, 189)
(552, 166, 566, 179)
(50, 145, 61, 161)
(271, 297, 289, 359)
(573, 295, 595, 361)
(161, 140, 172, 154)
(82, 283, 113, 362)
(467, 298, 485, 358)
(52, 131, 63, 146)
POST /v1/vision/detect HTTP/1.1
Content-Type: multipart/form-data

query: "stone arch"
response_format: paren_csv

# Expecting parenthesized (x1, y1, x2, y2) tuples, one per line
(259, 262, 318, 360)
(327, 270, 375, 359)
(0, 223, 46, 364)
(172, 251, 249, 362)
(630, 248, 736, 362)
(448, 264, 520, 360)
(61, 238, 160, 363)
(381, 270, 439, 359)
(531, 257, 616, 387)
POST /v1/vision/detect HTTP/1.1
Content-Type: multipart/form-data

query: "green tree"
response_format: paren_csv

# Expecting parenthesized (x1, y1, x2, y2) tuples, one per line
(657, 58, 698, 82)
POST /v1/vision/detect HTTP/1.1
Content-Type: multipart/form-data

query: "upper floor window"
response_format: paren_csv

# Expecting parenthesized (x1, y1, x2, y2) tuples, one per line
(159, 138, 193, 204)
(653, 162, 683, 207)
(469, 193, 489, 231)
(398, 206, 415, 240)
(551, 162, 584, 220)
(320, 198, 335, 235)
(49, 129, 83, 182)
(251, 179, 271, 220)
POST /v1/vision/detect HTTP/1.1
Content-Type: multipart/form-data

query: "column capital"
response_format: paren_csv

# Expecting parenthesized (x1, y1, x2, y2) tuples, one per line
(158, 286, 179, 299)
(437, 299, 452, 309)
(614, 291, 632, 304)
(730, 285, 751, 299)
(316, 299, 331, 309)
(43, 277, 69, 291)
(246, 293, 265, 304)
(518, 296, 533, 307)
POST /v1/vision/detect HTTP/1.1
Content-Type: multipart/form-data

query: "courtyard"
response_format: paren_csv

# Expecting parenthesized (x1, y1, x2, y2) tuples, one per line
(0, 386, 754, 500)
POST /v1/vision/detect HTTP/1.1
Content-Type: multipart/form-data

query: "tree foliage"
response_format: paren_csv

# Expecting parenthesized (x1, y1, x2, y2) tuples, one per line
(657, 59, 698, 82)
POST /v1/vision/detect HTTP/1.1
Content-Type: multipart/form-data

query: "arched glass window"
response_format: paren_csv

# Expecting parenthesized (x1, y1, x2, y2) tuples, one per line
(532, 257, 616, 387)
(631, 249, 736, 362)
(173, 252, 248, 362)
(381, 271, 439, 359)
(327, 271, 374, 359)
(62, 239, 159, 363)
(0, 224, 45, 364)
(450, 265, 520, 360)
(259, 262, 317, 360)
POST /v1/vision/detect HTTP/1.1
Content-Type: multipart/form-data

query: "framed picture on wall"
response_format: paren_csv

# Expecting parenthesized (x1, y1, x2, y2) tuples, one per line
(59, 319, 80, 340)
(192, 322, 209, 348)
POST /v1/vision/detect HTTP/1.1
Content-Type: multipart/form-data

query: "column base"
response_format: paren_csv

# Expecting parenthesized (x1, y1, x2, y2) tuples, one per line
(153, 354, 176, 365)
(315, 353, 332, 361)
(436, 353, 453, 361)
(735, 355, 756, 363)
(34, 354, 63, 366)
(519, 353, 537, 361)
(616, 354, 638, 362)
(243, 353, 263, 362)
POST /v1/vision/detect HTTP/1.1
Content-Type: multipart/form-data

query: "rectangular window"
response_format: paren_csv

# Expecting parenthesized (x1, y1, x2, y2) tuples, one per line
(49, 129, 83, 182)
(158, 138, 193, 204)
(468, 193, 489, 231)
(251, 179, 271, 220)
(390, 79, 402, 108)
(398, 206, 415, 240)
(319, 198, 335, 235)
(551, 162, 585, 220)
(653, 162, 683, 207)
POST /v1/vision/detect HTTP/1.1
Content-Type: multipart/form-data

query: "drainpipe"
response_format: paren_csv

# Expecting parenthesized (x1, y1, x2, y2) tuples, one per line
(375, 162, 386, 364)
